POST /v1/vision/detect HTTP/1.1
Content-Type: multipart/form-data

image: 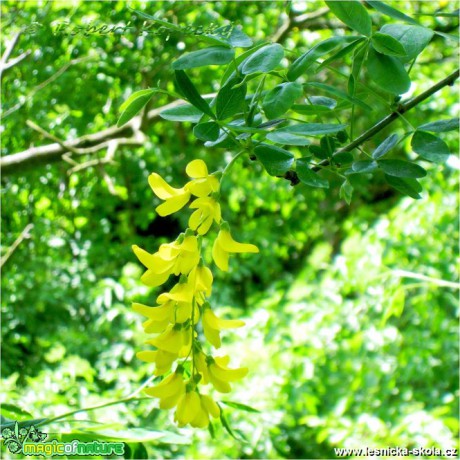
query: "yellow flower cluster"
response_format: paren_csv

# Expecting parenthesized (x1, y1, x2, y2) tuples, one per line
(132, 159, 258, 428)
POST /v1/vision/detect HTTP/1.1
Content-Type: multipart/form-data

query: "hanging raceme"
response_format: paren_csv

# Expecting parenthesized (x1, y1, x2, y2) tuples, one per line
(132, 159, 258, 428)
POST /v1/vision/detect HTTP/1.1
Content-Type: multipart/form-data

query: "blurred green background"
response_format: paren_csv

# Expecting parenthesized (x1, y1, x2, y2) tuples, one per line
(1, 1, 458, 458)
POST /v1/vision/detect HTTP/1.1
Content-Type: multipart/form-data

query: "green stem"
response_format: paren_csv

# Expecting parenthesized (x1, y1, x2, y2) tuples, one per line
(35, 396, 150, 429)
(221, 150, 245, 182)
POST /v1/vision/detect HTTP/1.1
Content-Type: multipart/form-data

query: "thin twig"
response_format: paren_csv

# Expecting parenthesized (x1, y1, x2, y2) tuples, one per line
(27, 120, 84, 155)
(282, 68, 460, 184)
(1, 223, 33, 269)
(0, 31, 20, 65)
(2, 57, 91, 117)
(392, 269, 460, 289)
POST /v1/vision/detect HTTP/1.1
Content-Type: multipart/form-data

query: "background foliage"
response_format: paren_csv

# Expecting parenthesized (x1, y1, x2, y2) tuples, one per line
(1, 1, 459, 458)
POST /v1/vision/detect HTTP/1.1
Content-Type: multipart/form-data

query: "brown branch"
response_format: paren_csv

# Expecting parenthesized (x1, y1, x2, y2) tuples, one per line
(282, 68, 460, 185)
(0, 97, 202, 176)
(273, 8, 331, 43)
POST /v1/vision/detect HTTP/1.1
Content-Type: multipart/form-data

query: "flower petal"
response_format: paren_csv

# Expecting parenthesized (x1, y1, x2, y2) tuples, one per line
(187, 176, 220, 197)
(145, 373, 183, 398)
(200, 394, 220, 419)
(208, 372, 231, 393)
(160, 390, 184, 409)
(148, 173, 184, 199)
(186, 159, 208, 178)
(156, 192, 191, 217)
(218, 230, 259, 254)
(190, 407, 210, 428)
(140, 269, 170, 287)
(150, 327, 184, 354)
(195, 352, 210, 384)
(212, 239, 229, 271)
(175, 391, 201, 425)
(132, 245, 156, 268)
(203, 308, 245, 330)
(203, 315, 222, 348)
(210, 363, 248, 382)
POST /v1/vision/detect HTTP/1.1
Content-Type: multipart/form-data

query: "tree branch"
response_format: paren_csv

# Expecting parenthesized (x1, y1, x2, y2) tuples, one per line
(282, 68, 460, 185)
(2, 57, 91, 118)
(273, 8, 330, 43)
(1, 223, 33, 269)
(0, 97, 202, 176)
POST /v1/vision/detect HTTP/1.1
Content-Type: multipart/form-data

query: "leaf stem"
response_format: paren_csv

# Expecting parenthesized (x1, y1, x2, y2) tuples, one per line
(34, 396, 151, 429)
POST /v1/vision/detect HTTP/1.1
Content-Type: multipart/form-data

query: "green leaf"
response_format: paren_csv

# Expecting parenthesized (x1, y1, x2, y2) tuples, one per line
(317, 38, 366, 71)
(193, 122, 220, 141)
(411, 130, 451, 163)
(220, 410, 244, 442)
(287, 36, 353, 81)
(254, 143, 294, 176)
(208, 421, 215, 439)
(278, 123, 348, 136)
(174, 70, 215, 118)
(366, 48, 411, 95)
(1, 418, 47, 430)
(367, 1, 419, 25)
(296, 159, 329, 188)
(340, 180, 353, 204)
(117, 89, 156, 127)
(292, 105, 331, 115)
(309, 96, 337, 109)
(240, 44, 284, 75)
(227, 27, 253, 48)
(378, 159, 426, 178)
(216, 76, 247, 120)
(1, 404, 33, 421)
(160, 104, 203, 122)
(418, 118, 459, 133)
(350, 160, 378, 173)
(221, 400, 261, 413)
(325, 0, 372, 36)
(126, 443, 149, 460)
(221, 42, 268, 85)
(172, 47, 235, 70)
(372, 134, 399, 159)
(306, 82, 372, 111)
(385, 174, 422, 199)
(130, 10, 181, 31)
(262, 82, 303, 119)
(266, 131, 311, 146)
(382, 287, 406, 326)
(380, 24, 434, 61)
(371, 32, 407, 57)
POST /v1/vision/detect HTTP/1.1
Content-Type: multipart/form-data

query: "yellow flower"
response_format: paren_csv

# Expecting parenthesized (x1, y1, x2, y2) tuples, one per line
(186, 159, 220, 198)
(132, 302, 173, 333)
(145, 370, 186, 409)
(194, 349, 210, 384)
(175, 389, 201, 426)
(212, 224, 259, 272)
(189, 197, 221, 235)
(174, 390, 221, 428)
(188, 264, 213, 304)
(148, 172, 191, 217)
(202, 303, 245, 348)
(148, 324, 192, 357)
(189, 394, 221, 428)
(132, 233, 200, 287)
(207, 356, 248, 393)
(136, 349, 177, 376)
(156, 280, 199, 323)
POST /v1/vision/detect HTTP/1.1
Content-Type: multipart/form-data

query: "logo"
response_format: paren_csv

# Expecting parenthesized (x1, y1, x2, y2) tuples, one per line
(2, 422, 125, 457)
